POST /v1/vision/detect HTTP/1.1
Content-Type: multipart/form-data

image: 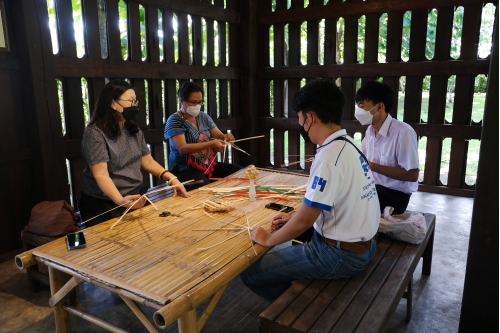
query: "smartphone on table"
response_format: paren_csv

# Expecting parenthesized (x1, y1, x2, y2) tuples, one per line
(265, 203, 294, 213)
(66, 231, 87, 250)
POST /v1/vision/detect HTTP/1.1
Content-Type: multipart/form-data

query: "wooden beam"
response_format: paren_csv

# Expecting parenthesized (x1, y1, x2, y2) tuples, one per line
(0, 149, 32, 164)
(261, 118, 482, 140)
(459, 9, 499, 332)
(239, 0, 259, 166)
(18, 0, 69, 201)
(417, 184, 474, 197)
(52, 58, 240, 79)
(258, 0, 485, 25)
(258, 60, 489, 79)
(136, 0, 240, 24)
(0, 59, 20, 70)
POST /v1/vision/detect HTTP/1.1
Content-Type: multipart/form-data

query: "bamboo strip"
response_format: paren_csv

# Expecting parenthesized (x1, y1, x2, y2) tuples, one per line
(120, 295, 159, 333)
(62, 304, 129, 333)
(15, 249, 37, 269)
(177, 309, 198, 332)
(281, 157, 314, 168)
(153, 245, 267, 327)
(49, 276, 81, 307)
(40, 258, 163, 309)
(198, 285, 227, 331)
(49, 266, 72, 332)
(228, 135, 265, 143)
(40, 255, 169, 304)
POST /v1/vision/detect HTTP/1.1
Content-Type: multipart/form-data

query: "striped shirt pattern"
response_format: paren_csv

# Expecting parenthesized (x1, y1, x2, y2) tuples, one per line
(164, 112, 217, 172)
(81, 125, 150, 200)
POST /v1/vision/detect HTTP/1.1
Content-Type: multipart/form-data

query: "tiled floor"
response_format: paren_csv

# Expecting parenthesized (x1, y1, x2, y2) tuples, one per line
(0, 191, 472, 333)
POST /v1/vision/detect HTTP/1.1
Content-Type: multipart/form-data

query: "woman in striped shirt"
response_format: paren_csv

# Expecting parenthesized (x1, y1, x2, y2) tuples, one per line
(164, 82, 242, 191)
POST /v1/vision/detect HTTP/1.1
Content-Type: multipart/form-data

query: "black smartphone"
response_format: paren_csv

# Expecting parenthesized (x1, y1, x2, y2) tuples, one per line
(66, 231, 87, 250)
(265, 203, 294, 213)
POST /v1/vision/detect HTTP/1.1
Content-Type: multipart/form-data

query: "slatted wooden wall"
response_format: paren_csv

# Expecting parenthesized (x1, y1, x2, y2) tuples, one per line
(49, 0, 242, 203)
(0, 0, 496, 256)
(257, 0, 494, 197)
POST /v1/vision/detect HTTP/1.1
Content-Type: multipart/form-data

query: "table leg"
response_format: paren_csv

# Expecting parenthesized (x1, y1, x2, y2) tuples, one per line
(406, 276, 413, 322)
(422, 227, 434, 276)
(48, 266, 72, 333)
(178, 309, 198, 333)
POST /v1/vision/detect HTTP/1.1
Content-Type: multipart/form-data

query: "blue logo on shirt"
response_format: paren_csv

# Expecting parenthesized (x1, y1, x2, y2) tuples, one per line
(359, 156, 371, 179)
(311, 176, 327, 192)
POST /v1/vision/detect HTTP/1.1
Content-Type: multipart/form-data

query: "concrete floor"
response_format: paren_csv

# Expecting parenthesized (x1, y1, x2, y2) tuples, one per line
(0, 191, 472, 333)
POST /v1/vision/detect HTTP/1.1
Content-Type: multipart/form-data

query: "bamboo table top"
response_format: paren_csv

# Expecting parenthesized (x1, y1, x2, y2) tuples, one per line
(32, 168, 308, 308)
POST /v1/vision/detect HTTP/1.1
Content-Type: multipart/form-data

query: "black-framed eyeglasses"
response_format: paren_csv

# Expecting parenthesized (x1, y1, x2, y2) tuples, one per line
(186, 100, 204, 106)
(117, 99, 139, 106)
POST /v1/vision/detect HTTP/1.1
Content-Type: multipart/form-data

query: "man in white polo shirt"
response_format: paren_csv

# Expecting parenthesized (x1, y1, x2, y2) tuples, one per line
(355, 81, 419, 215)
(240, 79, 380, 302)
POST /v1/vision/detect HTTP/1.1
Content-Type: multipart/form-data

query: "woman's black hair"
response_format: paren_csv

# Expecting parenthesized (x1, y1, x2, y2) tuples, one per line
(89, 79, 139, 138)
(178, 81, 204, 101)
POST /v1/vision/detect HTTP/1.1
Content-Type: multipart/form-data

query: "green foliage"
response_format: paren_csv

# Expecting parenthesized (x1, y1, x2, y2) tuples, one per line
(357, 15, 365, 64)
(401, 11, 412, 62)
(378, 13, 388, 63)
(451, 7, 464, 59)
(474, 75, 488, 93)
(118, 0, 128, 59)
(425, 9, 437, 60)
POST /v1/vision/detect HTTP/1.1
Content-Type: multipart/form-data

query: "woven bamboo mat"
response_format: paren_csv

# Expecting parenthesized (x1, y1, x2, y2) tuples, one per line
(32, 168, 308, 306)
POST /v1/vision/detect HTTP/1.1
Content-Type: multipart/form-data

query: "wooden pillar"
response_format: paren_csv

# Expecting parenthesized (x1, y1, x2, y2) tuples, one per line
(15, 0, 69, 202)
(178, 309, 198, 333)
(49, 266, 72, 333)
(240, 0, 259, 166)
(458, 10, 498, 332)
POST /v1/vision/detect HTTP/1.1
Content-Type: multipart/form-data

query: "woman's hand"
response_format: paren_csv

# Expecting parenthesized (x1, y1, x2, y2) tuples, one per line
(211, 139, 227, 152)
(120, 194, 147, 209)
(271, 214, 291, 231)
(224, 133, 235, 142)
(170, 178, 191, 198)
(251, 226, 272, 247)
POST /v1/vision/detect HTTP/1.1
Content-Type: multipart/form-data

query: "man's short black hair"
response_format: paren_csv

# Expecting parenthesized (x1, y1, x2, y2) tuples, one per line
(355, 81, 395, 112)
(292, 79, 346, 125)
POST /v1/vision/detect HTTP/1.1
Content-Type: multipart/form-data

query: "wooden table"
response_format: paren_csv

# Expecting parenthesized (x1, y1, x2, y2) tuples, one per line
(15, 168, 308, 333)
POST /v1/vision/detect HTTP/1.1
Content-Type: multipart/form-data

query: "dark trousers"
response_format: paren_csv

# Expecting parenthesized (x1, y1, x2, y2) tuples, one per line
(173, 162, 243, 191)
(79, 192, 127, 227)
(375, 184, 411, 215)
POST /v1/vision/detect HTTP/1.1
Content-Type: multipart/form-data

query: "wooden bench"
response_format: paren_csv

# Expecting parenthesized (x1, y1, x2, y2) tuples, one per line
(259, 213, 435, 333)
(20, 183, 174, 291)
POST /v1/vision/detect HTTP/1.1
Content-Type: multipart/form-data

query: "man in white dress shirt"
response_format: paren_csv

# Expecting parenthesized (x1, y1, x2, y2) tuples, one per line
(355, 81, 419, 215)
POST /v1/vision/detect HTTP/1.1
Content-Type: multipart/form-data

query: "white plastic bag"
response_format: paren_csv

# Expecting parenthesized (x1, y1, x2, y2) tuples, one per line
(378, 207, 427, 244)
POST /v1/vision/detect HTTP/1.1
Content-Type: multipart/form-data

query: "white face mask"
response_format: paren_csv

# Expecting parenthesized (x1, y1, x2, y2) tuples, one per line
(185, 104, 201, 117)
(354, 104, 379, 125)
